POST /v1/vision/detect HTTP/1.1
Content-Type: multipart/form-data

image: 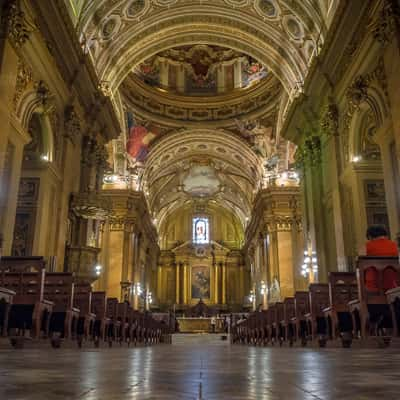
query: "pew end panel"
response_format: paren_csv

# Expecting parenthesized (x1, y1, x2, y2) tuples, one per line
(0, 287, 16, 336)
(324, 272, 357, 340)
(350, 257, 400, 339)
(306, 283, 329, 341)
(0, 257, 53, 338)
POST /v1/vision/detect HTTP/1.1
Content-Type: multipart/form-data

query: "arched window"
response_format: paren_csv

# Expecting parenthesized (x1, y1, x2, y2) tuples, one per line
(193, 217, 209, 244)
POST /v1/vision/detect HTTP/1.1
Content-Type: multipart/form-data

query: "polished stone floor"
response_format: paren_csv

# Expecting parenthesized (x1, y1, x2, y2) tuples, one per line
(0, 334, 400, 399)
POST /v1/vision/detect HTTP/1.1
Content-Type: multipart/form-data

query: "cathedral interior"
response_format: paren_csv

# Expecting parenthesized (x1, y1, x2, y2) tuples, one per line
(1, 0, 400, 399)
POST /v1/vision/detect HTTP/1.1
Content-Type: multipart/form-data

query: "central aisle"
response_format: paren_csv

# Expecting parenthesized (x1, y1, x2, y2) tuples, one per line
(0, 335, 399, 399)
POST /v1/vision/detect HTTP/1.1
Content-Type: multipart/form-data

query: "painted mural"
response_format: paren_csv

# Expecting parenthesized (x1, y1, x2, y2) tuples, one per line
(133, 45, 268, 96)
(126, 111, 159, 164)
(191, 265, 210, 299)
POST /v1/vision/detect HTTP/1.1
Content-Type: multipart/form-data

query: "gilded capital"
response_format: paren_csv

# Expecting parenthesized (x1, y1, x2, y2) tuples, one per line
(64, 106, 81, 144)
(4, 2, 30, 48)
(320, 101, 339, 137)
(371, 0, 399, 46)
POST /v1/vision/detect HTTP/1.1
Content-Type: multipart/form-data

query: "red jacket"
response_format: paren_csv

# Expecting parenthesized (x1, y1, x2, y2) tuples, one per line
(366, 238, 398, 257)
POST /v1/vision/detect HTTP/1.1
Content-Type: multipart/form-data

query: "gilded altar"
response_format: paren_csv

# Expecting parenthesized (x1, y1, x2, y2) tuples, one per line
(176, 317, 225, 333)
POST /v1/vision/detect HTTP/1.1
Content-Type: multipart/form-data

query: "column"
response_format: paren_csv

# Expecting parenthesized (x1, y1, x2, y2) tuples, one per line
(321, 126, 347, 271)
(375, 125, 400, 238)
(159, 60, 169, 88)
(176, 64, 185, 93)
(0, 126, 29, 255)
(214, 263, 219, 304)
(0, 33, 29, 254)
(106, 224, 125, 299)
(303, 136, 328, 280)
(222, 262, 227, 305)
(380, 6, 400, 186)
(217, 64, 225, 93)
(175, 263, 180, 304)
(157, 264, 163, 304)
(183, 263, 188, 304)
(276, 228, 295, 299)
(239, 264, 244, 304)
(233, 58, 243, 89)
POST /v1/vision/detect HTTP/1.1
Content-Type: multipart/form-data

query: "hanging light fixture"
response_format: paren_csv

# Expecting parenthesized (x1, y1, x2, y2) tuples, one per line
(301, 249, 318, 278)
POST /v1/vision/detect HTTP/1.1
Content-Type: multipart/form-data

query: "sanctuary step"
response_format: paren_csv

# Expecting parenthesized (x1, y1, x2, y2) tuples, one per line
(172, 333, 229, 346)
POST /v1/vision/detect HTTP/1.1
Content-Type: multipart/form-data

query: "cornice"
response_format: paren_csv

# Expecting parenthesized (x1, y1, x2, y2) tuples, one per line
(101, 189, 159, 243)
(121, 73, 281, 128)
(28, 0, 121, 142)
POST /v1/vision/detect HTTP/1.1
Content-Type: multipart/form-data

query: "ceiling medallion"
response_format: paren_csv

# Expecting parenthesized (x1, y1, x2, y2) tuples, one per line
(124, 0, 149, 19)
(283, 15, 304, 41)
(254, 0, 280, 19)
(101, 16, 121, 40)
(223, 0, 251, 7)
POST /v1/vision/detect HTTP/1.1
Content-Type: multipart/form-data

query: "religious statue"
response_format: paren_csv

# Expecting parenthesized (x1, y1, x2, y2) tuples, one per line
(268, 278, 281, 303)
(235, 119, 276, 159)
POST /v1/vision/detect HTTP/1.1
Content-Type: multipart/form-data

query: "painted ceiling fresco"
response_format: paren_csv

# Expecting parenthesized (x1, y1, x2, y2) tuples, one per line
(133, 45, 268, 96)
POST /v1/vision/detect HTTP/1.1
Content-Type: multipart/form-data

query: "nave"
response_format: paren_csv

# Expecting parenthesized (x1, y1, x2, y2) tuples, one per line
(1, 334, 400, 400)
(1, 1, 400, 398)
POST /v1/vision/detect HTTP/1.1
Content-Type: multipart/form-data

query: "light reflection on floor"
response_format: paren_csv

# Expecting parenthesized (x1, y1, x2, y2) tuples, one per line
(0, 334, 400, 399)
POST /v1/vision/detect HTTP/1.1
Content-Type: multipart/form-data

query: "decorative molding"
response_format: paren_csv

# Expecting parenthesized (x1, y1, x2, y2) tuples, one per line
(370, 0, 400, 46)
(320, 100, 339, 137)
(4, 2, 30, 48)
(64, 105, 81, 144)
(13, 58, 33, 110)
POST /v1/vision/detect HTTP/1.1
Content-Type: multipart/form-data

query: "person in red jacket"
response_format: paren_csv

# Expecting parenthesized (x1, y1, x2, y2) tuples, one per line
(366, 225, 399, 256)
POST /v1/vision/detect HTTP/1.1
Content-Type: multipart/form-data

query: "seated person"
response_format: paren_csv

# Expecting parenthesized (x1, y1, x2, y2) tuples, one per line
(365, 225, 398, 257)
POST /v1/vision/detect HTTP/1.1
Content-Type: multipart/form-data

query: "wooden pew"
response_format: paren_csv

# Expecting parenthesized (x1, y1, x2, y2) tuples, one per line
(117, 301, 131, 344)
(292, 291, 310, 344)
(129, 309, 141, 346)
(258, 310, 268, 346)
(386, 287, 400, 338)
(91, 291, 110, 345)
(267, 304, 276, 344)
(274, 302, 285, 345)
(305, 283, 330, 343)
(283, 297, 295, 343)
(0, 287, 16, 336)
(348, 256, 400, 340)
(323, 272, 357, 341)
(45, 273, 79, 342)
(73, 282, 96, 346)
(106, 298, 121, 345)
(0, 256, 53, 339)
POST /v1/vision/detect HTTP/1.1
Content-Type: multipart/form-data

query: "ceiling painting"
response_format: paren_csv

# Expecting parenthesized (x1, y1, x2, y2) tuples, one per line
(133, 45, 268, 96)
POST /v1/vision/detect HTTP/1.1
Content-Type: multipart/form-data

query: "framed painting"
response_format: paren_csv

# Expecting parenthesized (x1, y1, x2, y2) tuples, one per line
(191, 265, 210, 299)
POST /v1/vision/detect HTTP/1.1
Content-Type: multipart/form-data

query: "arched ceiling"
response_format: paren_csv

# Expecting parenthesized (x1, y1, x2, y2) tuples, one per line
(75, 0, 331, 231)
(142, 129, 262, 229)
(78, 0, 324, 93)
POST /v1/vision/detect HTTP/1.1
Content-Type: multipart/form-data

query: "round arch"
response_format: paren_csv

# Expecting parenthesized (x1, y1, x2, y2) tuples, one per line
(79, 3, 318, 94)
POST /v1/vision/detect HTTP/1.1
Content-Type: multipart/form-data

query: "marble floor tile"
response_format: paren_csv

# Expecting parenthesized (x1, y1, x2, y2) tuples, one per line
(0, 334, 399, 399)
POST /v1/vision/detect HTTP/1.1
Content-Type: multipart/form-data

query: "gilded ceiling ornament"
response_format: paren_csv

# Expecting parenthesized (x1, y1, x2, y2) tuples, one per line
(3, 2, 30, 48)
(254, 0, 279, 19)
(320, 101, 339, 136)
(283, 15, 304, 41)
(13, 58, 33, 110)
(101, 16, 120, 40)
(303, 136, 321, 166)
(346, 75, 368, 108)
(98, 80, 112, 97)
(64, 106, 81, 144)
(124, 0, 149, 19)
(35, 80, 54, 111)
(370, 0, 399, 46)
